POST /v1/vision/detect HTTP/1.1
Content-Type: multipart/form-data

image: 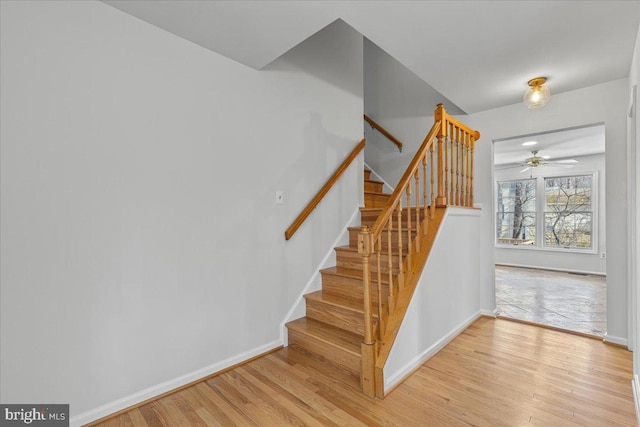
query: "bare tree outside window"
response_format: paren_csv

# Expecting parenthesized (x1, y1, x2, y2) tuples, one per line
(544, 175, 593, 249)
(496, 179, 536, 245)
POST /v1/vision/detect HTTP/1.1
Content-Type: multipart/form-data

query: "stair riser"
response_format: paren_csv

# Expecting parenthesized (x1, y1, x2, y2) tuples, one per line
(364, 181, 384, 193)
(364, 170, 371, 180)
(348, 228, 414, 251)
(360, 209, 428, 228)
(321, 273, 389, 306)
(287, 329, 361, 378)
(305, 298, 366, 337)
(364, 193, 391, 208)
(335, 250, 401, 274)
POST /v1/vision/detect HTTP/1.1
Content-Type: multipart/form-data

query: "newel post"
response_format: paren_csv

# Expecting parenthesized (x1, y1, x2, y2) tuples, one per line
(435, 104, 448, 206)
(358, 226, 376, 397)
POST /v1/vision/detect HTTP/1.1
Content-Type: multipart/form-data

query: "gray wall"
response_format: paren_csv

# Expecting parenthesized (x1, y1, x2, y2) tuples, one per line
(0, 1, 363, 423)
(627, 8, 640, 390)
(363, 38, 463, 186)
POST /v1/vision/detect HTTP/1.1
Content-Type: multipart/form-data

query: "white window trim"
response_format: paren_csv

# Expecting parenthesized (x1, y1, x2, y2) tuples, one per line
(495, 171, 598, 254)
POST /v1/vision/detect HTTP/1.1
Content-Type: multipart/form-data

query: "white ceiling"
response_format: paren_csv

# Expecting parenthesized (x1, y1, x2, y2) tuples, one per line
(493, 124, 606, 166)
(103, 1, 639, 115)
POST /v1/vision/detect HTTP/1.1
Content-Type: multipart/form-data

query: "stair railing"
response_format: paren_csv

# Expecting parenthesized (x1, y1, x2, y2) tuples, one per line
(286, 139, 365, 240)
(358, 104, 480, 397)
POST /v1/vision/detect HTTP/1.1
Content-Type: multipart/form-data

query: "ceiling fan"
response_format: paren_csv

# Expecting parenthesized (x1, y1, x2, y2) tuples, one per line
(496, 150, 578, 173)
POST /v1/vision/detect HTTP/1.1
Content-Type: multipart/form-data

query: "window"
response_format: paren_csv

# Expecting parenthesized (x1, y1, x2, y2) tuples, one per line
(496, 179, 536, 245)
(544, 175, 593, 249)
(496, 173, 596, 252)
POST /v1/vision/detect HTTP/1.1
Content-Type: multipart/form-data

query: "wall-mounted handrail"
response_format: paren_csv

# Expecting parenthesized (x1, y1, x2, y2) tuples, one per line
(285, 139, 366, 240)
(364, 115, 403, 152)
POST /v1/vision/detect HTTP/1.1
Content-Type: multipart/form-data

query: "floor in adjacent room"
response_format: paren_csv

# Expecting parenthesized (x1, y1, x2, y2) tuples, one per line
(495, 265, 607, 337)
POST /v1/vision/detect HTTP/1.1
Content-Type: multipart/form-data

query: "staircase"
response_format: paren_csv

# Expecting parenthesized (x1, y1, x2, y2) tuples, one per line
(286, 170, 398, 389)
(284, 104, 480, 398)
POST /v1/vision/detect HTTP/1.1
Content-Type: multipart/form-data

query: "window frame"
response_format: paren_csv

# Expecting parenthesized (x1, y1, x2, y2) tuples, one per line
(494, 171, 598, 255)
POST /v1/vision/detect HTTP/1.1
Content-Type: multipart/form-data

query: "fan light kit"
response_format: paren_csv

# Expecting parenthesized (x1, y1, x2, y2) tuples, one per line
(495, 150, 578, 173)
(519, 150, 578, 173)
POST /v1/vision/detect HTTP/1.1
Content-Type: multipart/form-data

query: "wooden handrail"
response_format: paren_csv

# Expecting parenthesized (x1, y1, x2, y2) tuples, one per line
(285, 139, 366, 240)
(363, 115, 403, 152)
(438, 108, 480, 140)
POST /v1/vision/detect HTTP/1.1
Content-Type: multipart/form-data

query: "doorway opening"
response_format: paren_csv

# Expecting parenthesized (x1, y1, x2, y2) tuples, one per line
(493, 124, 606, 337)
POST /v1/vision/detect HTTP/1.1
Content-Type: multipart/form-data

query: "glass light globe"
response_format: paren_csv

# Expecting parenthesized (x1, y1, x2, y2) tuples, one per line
(523, 78, 550, 109)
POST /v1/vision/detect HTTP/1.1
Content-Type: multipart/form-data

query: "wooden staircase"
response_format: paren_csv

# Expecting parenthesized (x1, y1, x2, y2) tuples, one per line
(284, 105, 480, 398)
(286, 170, 416, 391)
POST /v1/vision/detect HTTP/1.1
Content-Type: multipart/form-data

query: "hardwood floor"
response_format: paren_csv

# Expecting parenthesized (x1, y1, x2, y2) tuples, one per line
(91, 317, 636, 426)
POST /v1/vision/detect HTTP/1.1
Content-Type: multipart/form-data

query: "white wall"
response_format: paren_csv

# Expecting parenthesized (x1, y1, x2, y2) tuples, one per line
(494, 152, 606, 275)
(384, 208, 482, 390)
(0, 1, 363, 422)
(467, 79, 629, 343)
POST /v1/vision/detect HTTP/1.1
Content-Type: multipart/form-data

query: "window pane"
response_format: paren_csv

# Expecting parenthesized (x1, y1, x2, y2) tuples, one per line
(544, 213, 592, 248)
(545, 176, 592, 212)
(498, 179, 536, 212)
(496, 212, 536, 245)
(497, 179, 536, 245)
(544, 175, 593, 249)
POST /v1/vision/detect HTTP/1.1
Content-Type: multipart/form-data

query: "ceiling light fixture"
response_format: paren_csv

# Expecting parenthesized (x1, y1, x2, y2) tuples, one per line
(523, 77, 550, 109)
(522, 141, 538, 146)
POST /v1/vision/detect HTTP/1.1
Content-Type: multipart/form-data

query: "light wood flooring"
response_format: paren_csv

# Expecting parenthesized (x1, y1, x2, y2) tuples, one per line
(91, 317, 636, 426)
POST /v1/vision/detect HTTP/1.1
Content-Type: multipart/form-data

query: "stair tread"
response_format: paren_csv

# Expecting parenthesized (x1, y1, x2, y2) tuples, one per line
(305, 290, 365, 313)
(364, 179, 384, 185)
(364, 191, 389, 196)
(286, 318, 361, 356)
(335, 245, 400, 254)
(360, 206, 431, 212)
(335, 245, 361, 253)
(305, 290, 381, 319)
(320, 266, 391, 282)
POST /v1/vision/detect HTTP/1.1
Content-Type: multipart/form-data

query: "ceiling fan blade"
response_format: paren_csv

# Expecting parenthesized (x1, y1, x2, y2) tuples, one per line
(544, 163, 576, 168)
(520, 167, 531, 173)
(552, 159, 579, 164)
(493, 164, 524, 171)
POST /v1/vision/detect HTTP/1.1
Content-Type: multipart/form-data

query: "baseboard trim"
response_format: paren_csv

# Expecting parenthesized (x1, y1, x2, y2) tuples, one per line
(481, 308, 498, 318)
(72, 341, 282, 427)
(603, 333, 629, 348)
(280, 204, 361, 345)
(633, 375, 640, 425)
(496, 315, 603, 341)
(383, 310, 481, 393)
(495, 263, 605, 277)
